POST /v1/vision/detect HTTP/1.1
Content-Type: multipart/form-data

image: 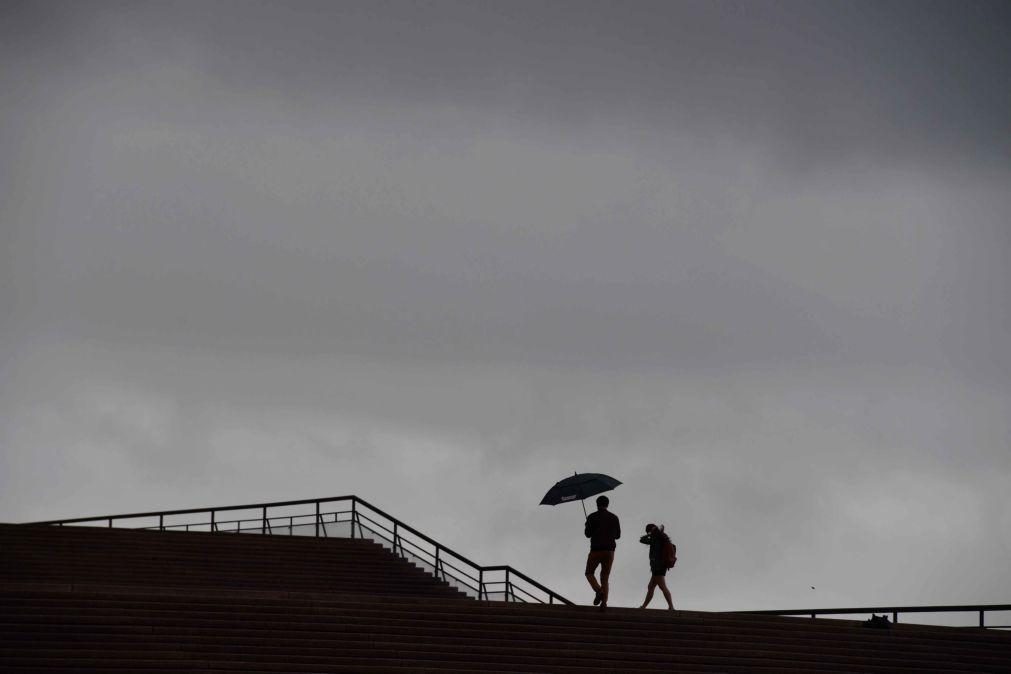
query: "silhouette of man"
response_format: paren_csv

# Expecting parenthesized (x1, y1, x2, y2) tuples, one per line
(584, 494, 620, 609)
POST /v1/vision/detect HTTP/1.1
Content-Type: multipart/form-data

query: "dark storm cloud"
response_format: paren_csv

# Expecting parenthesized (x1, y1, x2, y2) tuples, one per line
(6, 111, 1009, 375)
(3, 0, 1009, 374)
(4, 1, 1010, 165)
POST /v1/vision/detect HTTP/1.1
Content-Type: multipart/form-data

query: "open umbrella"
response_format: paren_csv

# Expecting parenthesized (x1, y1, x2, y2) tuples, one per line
(540, 472, 622, 517)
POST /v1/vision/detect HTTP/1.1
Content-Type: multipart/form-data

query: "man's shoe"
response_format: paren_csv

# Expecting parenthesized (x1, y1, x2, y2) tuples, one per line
(593, 591, 602, 606)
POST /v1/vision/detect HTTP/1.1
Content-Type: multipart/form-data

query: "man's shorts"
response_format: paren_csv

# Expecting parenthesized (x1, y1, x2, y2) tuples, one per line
(585, 550, 614, 577)
(649, 561, 668, 577)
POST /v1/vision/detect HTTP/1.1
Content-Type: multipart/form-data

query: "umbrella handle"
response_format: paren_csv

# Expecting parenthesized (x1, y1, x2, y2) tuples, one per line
(574, 471, 587, 519)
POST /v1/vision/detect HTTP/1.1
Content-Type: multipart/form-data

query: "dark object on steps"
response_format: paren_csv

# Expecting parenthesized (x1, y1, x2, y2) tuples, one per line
(863, 614, 892, 629)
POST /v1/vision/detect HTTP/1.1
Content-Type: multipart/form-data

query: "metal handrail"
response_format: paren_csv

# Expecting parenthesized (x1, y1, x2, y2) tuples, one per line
(28, 495, 573, 606)
(33, 495, 360, 525)
(352, 512, 482, 594)
(735, 603, 1011, 629)
(158, 509, 348, 535)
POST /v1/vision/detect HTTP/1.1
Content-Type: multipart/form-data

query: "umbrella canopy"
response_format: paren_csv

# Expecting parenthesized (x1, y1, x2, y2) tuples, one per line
(540, 473, 622, 511)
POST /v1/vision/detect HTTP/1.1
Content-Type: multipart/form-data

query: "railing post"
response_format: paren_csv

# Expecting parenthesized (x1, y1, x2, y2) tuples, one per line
(479, 569, 484, 600)
(210, 510, 215, 532)
(159, 514, 164, 532)
(262, 506, 267, 534)
(979, 610, 985, 628)
(435, 546, 441, 580)
(892, 612, 898, 624)
(394, 521, 400, 556)
(351, 499, 357, 539)
(315, 501, 320, 538)
(108, 518, 113, 528)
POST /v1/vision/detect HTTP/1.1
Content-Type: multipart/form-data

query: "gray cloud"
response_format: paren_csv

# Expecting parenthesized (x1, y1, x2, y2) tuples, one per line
(2, 1, 1009, 612)
(4, 1, 1009, 167)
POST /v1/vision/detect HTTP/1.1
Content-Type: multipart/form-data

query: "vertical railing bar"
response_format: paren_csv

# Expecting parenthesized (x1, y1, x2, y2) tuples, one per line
(315, 502, 320, 538)
(980, 610, 985, 628)
(351, 499, 357, 539)
(261, 506, 267, 534)
(210, 510, 215, 533)
(108, 518, 113, 528)
(479, 569, 484, 601)
(892, 612, 898, 624)
(159, 514, 164, 532)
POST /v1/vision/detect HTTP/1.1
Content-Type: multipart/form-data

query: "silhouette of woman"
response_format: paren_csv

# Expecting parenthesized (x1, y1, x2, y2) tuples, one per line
(639, 523, 674, 610)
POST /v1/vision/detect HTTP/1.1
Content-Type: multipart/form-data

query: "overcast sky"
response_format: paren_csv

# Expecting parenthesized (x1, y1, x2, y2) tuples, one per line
(2, 0, 1010, 612)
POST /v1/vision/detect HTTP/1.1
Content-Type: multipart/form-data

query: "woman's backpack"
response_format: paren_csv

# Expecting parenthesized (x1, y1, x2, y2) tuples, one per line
(662, 539, 677, 568)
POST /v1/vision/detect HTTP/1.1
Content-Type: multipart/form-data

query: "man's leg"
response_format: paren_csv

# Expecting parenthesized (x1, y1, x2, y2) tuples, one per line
(598, 552, 614, 606)
(585, 553, 603, 603)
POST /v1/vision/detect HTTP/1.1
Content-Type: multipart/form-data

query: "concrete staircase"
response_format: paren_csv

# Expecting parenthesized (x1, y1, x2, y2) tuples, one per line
(0, 524, 466, 599)
(3, 523, 1010, 673)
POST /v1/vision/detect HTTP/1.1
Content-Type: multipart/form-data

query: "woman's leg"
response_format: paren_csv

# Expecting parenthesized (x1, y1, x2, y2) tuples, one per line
(657, 577, 674, 609)
(640, 577, 657, 608)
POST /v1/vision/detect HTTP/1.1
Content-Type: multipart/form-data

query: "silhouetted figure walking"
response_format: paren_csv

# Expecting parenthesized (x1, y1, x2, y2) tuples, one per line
(638, 523, 675, 610)
(584, 495, 620, 610)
